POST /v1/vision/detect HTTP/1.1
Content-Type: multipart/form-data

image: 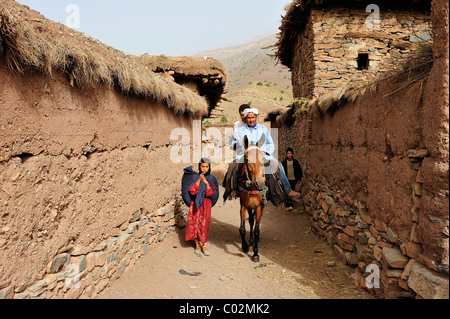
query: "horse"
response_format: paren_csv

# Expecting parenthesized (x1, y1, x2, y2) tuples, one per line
(237, 134, 268, 262)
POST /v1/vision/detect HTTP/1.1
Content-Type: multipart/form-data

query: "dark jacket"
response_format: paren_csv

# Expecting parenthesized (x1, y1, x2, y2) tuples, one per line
(282, 158, 303, 182)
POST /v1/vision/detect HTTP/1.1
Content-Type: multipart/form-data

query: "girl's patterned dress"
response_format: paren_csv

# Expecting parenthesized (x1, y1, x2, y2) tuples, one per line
(184, 182, 216, 244)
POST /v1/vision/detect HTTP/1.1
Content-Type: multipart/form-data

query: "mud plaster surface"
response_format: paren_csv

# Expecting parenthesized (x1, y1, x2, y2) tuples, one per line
(0, 59, 194, 290)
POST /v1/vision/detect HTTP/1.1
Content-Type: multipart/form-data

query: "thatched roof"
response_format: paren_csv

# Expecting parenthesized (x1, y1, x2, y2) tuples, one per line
(275, 0, 432, 69)
(138, 54, 227, 82)
(0, 0, 211, 116)
(136, 54, 228, 113)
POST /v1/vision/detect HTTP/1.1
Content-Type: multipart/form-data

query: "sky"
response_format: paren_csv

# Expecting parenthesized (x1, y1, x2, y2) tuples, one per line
(16, 0, 290, 56)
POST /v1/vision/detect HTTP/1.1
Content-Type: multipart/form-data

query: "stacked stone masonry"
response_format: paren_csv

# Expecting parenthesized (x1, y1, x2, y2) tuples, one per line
(301, 172, 448, 299)
(293, 7, 432, 99)
(0, 197, 189, 299)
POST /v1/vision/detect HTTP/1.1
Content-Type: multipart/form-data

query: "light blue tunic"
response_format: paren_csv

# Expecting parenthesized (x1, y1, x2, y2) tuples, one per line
(232, 123, 292, 193)
(232, 123, 275, 162)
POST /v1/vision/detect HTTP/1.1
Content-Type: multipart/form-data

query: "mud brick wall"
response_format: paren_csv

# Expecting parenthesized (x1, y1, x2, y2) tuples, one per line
(277, 58, 449, 298)
(292, 7, 432, 99)
(419, 0, 449, 278)
(0, 59, 196, 299)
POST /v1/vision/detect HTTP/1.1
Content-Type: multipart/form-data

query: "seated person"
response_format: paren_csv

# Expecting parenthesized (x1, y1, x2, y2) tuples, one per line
(223, 107, 300, 204)
(222, 104, 250, 191)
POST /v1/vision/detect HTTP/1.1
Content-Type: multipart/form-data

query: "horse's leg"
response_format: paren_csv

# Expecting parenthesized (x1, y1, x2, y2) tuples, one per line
(248, 209, 255, 248)
(252, 205, 263, 262)
(239, 205, 249, 253)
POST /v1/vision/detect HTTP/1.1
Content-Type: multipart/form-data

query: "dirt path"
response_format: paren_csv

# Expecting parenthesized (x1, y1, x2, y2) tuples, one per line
(98, 188, 373, 299)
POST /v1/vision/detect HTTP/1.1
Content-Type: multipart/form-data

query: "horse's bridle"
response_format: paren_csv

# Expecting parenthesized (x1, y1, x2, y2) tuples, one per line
(239, 148, 269, 207)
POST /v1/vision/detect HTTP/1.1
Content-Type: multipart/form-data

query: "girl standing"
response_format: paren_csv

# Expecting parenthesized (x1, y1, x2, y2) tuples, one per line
(182, 158, 219, 256)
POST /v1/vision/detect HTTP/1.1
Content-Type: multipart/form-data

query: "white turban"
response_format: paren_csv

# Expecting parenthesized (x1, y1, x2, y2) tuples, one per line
(243, 108, 259, 118)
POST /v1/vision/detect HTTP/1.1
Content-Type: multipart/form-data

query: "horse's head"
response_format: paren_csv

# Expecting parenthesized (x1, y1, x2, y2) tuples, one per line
(243, 134, 266, 191)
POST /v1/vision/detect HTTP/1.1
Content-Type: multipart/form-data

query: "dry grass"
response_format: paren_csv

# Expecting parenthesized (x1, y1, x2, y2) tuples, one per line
(136, 54, 228, 111)
(383, 43, 434, 97)
(0, 4, 209, 116)
(137, 54, 227, 81)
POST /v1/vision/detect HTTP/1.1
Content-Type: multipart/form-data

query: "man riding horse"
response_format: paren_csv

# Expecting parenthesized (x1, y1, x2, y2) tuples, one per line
(226, 107, 301, 262)
(224, 108, 300, 205)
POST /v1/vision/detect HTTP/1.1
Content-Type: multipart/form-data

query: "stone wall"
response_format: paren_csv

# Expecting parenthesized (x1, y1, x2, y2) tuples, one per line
(0, 198, 188, 299)
(277, 68, 448, 298)
(292, 15, 316, 99)
(292, 6, 432, 99)
(0, 59, 196, 299)
(276, 1, 448, 299)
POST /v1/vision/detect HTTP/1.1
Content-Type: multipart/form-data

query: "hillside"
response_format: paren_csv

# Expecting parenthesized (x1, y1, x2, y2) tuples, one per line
(206, 81, 293, 126)
(197, 35, 292, 93)
(196, 35, 293, 125)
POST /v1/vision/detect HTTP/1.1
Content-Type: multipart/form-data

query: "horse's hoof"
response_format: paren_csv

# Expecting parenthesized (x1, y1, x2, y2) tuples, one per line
(252, 256, 260, 263)
(242, 246, 249, 254)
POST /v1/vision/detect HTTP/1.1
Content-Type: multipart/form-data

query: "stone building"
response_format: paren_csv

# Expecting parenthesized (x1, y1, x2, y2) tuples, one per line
(276, 0, 432, 99)
(271, 0, 448, 299)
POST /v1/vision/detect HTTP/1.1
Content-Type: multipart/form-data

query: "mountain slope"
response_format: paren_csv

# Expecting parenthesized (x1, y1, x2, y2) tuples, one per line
(197, 35, 293, 125)
(197, 35, 292, 94)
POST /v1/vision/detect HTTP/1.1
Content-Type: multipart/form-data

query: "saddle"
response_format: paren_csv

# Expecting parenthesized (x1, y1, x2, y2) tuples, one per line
(223, 161, 286, 206)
